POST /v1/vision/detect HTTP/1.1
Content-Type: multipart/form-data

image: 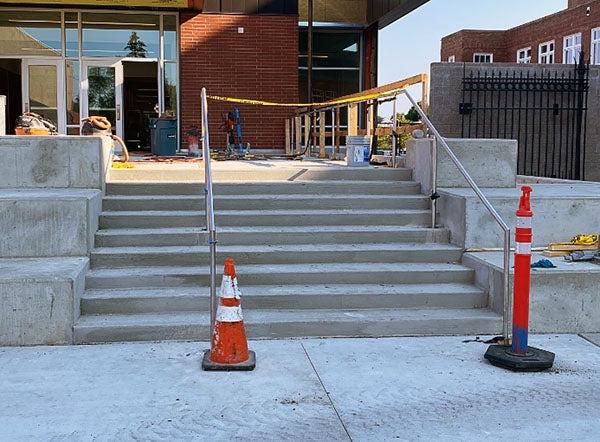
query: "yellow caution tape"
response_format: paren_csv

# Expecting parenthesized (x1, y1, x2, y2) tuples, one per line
(207, 87, 408, 108)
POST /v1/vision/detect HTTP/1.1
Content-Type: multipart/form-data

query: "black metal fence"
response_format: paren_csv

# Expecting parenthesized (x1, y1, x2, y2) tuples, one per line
(460, 60, 589, 180)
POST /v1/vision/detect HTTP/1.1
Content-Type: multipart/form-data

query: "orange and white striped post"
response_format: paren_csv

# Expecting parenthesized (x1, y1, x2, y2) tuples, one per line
(484, 187, 555, 371)
(202, 258, 256, 371)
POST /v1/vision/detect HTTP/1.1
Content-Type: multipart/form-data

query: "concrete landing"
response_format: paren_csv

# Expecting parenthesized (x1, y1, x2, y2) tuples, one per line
(1, 335, 599, 440)
(107, 159, 404, 182)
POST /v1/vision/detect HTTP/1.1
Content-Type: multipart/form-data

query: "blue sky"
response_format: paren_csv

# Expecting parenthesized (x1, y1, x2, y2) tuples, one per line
(378, 0, 567, 114)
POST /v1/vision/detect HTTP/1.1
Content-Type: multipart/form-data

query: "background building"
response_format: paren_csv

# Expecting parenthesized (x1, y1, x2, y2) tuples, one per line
(441, 0, 600, 65)
(0, 0, 429, 149)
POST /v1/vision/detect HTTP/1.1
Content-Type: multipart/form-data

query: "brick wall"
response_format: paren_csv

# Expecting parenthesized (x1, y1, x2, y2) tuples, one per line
(441, 1, 600, 63)
(180, 13, 299, 149)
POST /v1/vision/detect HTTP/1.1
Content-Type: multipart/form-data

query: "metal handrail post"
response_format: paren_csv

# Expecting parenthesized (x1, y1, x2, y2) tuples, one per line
(401, 89, 512, 343)
(392, 96, 397, 168)
(431, 137, 438, 229)
(201, 87, 217, 330)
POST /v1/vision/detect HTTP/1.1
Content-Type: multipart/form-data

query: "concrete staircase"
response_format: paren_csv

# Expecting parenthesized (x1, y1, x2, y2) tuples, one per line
(74, 167, 501, 343)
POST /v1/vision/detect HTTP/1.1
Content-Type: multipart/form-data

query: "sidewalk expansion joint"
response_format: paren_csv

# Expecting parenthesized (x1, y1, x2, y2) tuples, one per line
(579, 334, 600, 348)
(301, 342, 353, 442)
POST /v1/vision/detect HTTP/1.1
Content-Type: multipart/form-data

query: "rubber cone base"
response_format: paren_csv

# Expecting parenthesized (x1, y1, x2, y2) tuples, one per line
(484, 345, 555, 372)
(202, 350, 256, 371)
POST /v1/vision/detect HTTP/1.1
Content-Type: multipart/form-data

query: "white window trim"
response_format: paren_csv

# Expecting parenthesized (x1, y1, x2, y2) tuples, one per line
(592, 27, 600, 65)
(538, 40, 555, 64)
(516, 47, 532, 63)
(448, 55, 456, 62)
(473, 52, 493, 63)
(563, 32, 582, 64)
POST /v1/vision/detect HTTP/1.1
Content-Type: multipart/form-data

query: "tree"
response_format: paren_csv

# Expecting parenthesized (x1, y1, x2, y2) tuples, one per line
(124, 32, 147, 58)
(405, 104, 421, 122)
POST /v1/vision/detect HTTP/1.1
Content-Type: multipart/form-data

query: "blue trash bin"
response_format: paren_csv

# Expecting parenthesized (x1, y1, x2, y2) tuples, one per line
(149, 117, 178, 156)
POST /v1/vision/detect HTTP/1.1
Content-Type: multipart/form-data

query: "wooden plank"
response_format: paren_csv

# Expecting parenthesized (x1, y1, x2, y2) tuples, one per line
(285, 119, 291, 155)
(303, 114, 310, 156)
(348, 103, 358, 136)
(330, 74, 427, 104)
(319, 111, 326, 158)
(335, 107, 341, 157)
(294, 116, 302, 154)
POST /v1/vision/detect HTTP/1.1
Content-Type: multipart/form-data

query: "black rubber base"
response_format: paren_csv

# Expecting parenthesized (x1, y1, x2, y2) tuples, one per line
(484, 345, 555, 372)
(202, 350, 256, 371)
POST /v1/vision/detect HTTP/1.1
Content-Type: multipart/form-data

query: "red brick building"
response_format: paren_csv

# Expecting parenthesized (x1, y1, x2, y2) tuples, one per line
(0, 0, 429, 150)
(441, 0, 600, 66)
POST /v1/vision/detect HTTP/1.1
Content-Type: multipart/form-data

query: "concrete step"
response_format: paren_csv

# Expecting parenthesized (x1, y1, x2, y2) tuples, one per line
(106, 180, 422, 196)
(95, 226, 449, 247)
(73, 307, 502, 343)
(90, 243, 464, 267)
(102, 194, 430, 211)
(80, 283, 488, 315)
(108, 166, 413, 183)
(85, 262, 475, 289)
(98, 209, 431, 229)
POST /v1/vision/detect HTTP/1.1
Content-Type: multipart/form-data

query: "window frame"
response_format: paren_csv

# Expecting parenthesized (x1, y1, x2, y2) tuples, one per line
(592, 27, 600, 65)
(563, 32, 582, 64)
(538, 40, 555, 64)
(473, 52, 493, 63)
(516, 47, 532, 64)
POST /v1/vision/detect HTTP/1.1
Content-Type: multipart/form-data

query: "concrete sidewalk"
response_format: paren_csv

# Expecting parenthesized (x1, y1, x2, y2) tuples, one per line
(1, 335, 600, 441)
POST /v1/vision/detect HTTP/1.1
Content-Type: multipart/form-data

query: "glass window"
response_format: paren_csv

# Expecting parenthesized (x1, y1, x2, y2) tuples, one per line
(592, 28, 600, 65)
(473, 53, 493, 63)
(28, 64, 58, 124)
(0, 11, 61, 56)
(563, 33, 582, 64)
(164, 62, 177, 116)
(65, 60, 80, 127)
(163, 15, 177, 61)
(517, 48, 531, 63)
(82, 13, 159, 58)
(299, 30, 361, 68)
(65, 12, 79, 58)
(299, 69, 360, 103)
(87, 65, 116, 130)
(539, 41, 555, 64)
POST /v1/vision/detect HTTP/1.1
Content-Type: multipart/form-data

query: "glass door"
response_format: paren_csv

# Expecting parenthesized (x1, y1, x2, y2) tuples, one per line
(21, 59, 66, 133)
(81, 60, 124, 137)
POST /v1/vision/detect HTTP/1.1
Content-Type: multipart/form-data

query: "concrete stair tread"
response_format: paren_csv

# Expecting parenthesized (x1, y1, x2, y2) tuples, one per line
(77, 308, 500, 327)
(100, 208, 430, 216)
(95, 225, 444, 235)
(91, 243, 462, 255)
(82, 283, 485, 300)
(103, 194, 427, 201)
(86, 262, 473, 278)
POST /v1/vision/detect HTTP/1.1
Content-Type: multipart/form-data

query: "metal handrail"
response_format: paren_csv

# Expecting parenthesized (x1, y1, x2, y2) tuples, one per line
(201, 87, 217, 330)
(401, 89, 512, 344)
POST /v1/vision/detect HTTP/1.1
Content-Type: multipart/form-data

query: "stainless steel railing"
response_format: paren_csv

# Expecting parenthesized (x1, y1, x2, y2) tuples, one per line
(401, 89, 512, 344)
(201, 87, 217, 330)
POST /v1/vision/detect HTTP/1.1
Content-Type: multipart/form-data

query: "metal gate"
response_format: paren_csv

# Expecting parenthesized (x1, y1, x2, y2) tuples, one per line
(459, 61, 589, 180)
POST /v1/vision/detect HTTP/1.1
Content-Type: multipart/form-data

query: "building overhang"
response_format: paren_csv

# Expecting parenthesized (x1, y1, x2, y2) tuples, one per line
(0, 0, 203, 9)
(371, 0, 430, 29)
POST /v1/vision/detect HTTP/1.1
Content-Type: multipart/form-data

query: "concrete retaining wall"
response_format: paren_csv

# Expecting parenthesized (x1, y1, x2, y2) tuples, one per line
(0, 258, 88, 345)
(437, 184, 600, 248)
(0, 136, 113, 190)
(405, 137, 517, 195)
(464, 252, 600, 334)
(0, 189, 102, 258)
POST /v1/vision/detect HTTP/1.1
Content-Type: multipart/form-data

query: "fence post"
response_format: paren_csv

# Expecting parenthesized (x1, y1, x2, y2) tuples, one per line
(335, 107, 341, 159)
(285, 119, 291, 155)
(294, 116, 302, 154)
(304, 114, 311, 156)
(348, 103, 358, 136)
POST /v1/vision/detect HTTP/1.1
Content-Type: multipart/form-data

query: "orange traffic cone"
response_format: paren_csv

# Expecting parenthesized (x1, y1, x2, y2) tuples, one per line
(202, 258, 256, 371)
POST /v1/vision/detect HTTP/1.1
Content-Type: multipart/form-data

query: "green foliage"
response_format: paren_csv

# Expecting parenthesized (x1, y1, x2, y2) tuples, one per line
(125, 32, 147, 58)
(405, 105, 421, 122)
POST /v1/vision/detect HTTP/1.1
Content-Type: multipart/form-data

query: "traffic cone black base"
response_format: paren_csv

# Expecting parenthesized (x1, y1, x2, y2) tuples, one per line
(202, 349, 256, 371)
(484, 345, 554, 372)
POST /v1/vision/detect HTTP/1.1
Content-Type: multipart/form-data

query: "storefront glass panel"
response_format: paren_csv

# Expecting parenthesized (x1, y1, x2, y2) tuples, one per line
(299, 30, 361, 68)
(0, 11, 61, 56)
(82, 13, 160, 58)
(28, 64, 59, 123)
(66, 60, 80, 128)
(65, 12, 79, 58)
(87, 65, 116, 127)
(164, 61, 177, 116)
(163, 15, 177, 61)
